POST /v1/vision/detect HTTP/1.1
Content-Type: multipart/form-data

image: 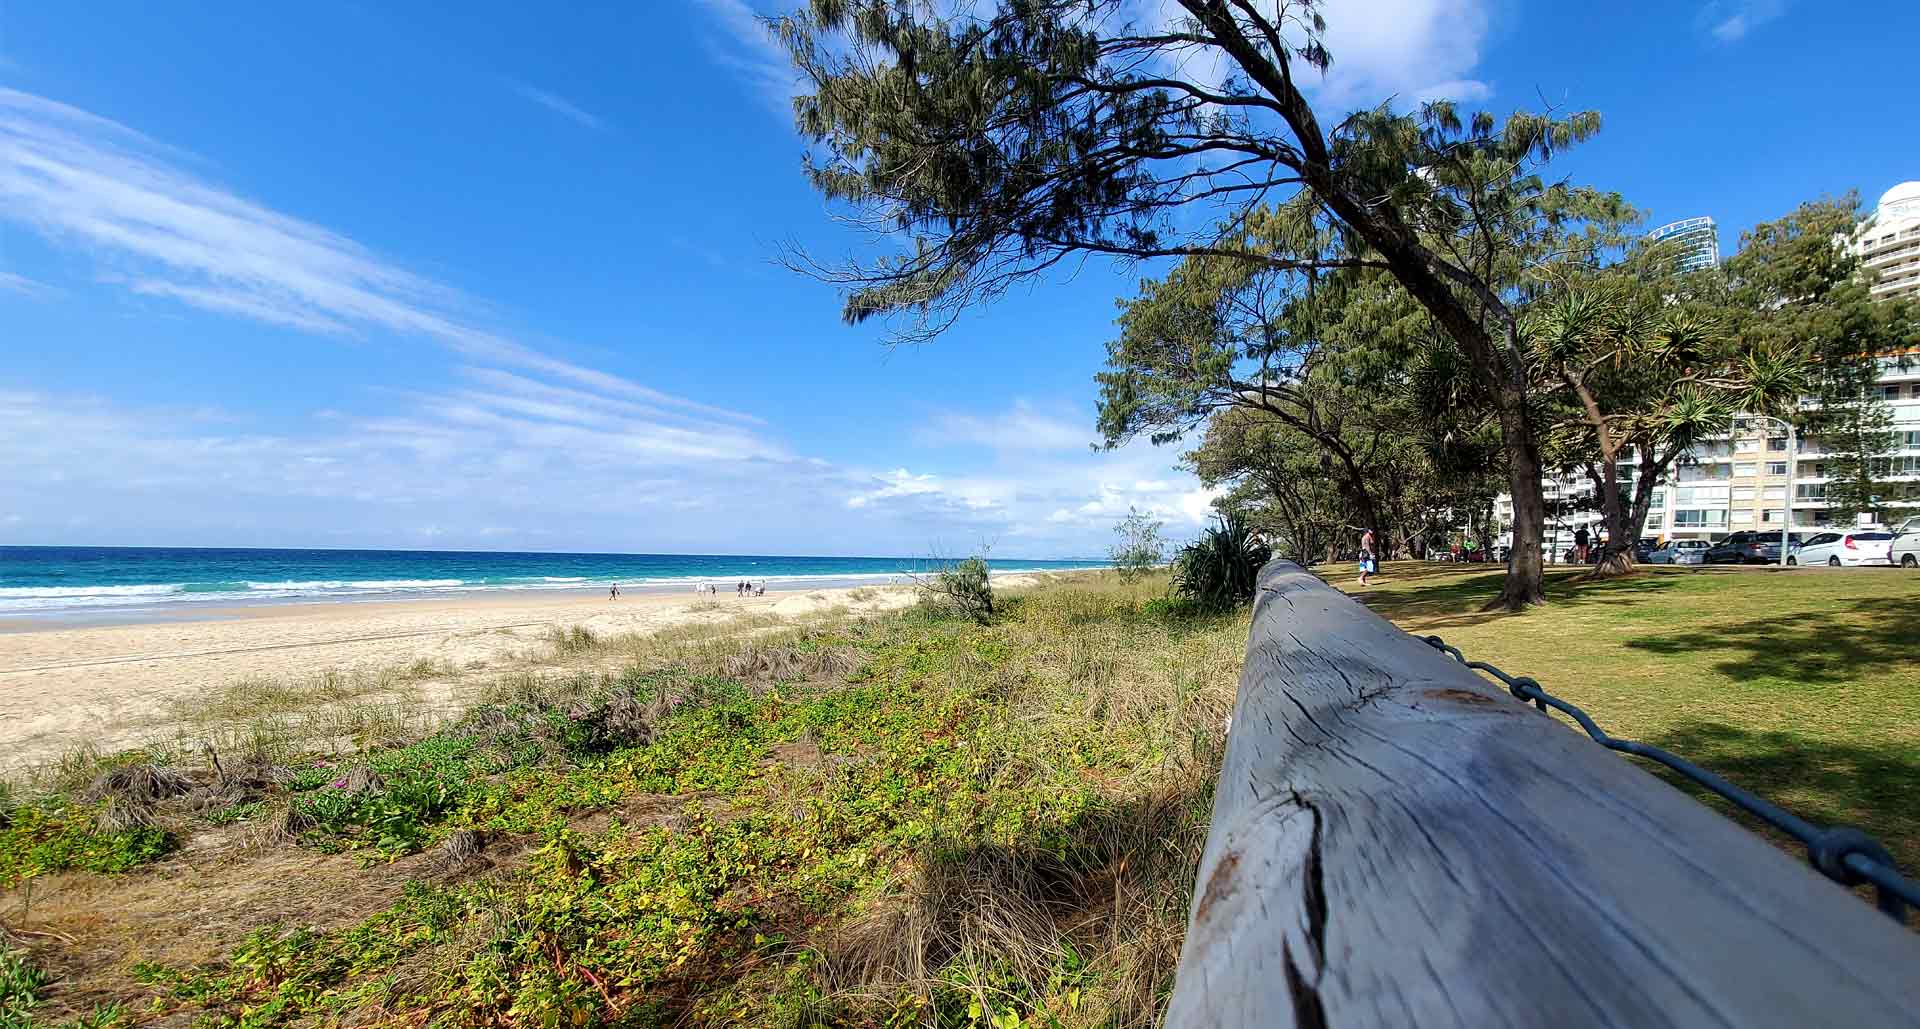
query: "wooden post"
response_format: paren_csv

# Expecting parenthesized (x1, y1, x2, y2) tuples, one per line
(1165, 561, 1920, 1027)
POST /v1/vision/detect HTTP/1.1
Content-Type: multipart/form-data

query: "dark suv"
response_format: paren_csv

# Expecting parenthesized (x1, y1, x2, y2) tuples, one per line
(1705, 530, 1801, 564)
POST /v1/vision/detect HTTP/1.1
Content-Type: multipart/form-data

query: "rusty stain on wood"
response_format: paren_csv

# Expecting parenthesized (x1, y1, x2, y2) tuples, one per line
(1422, 687, 1498, 705)
(1193, 849, 1241, 924)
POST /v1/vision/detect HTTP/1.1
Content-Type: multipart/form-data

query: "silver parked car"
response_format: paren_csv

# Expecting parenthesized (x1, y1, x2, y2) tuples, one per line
(1647, 539, 1710, 565)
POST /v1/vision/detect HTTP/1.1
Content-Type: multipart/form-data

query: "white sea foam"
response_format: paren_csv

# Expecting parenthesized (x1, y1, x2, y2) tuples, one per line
(0, 584, 184, 597)
(0, 566, 1103, 614)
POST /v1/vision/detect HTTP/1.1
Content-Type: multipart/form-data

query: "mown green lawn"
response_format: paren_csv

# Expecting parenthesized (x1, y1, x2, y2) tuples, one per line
(1328, 560, 1920, 886)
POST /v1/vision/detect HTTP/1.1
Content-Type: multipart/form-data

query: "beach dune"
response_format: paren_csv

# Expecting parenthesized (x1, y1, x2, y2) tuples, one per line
(0, 583, 921, 771)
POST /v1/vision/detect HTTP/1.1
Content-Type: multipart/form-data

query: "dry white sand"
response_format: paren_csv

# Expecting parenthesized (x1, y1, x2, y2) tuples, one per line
(0, 584, 922, 771)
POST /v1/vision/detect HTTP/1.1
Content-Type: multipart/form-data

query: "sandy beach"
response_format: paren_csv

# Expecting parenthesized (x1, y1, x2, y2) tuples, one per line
(0, 581, 970, 772)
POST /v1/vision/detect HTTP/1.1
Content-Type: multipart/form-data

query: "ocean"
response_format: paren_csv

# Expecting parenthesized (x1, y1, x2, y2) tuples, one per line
(0, 547, 1108, 616)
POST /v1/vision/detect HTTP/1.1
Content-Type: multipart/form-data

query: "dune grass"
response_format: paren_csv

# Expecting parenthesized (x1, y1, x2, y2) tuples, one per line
(1330, 560, 1920, 881)
(3, 564, 1914, 1025)
(1, 574, 1245, 1027)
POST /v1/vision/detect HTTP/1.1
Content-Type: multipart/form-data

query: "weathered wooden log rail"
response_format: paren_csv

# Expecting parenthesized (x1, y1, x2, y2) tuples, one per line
(1164, 561, 1920, 1027)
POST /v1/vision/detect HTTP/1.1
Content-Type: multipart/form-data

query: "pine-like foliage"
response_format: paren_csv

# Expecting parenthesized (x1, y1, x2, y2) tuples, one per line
(1171, 514, 1272, 612)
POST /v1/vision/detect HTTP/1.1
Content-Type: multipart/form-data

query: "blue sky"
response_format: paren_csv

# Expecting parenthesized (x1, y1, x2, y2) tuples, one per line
(2, 0, 1915, 558)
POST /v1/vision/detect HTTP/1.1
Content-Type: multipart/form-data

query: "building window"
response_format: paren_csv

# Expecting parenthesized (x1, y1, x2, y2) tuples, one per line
(1674, 510, 1727, 528)
(1732, 487, 1755, 502)
(1884, 384, 1905, 401)
(1731, 510, 1753, 524)
(1763, 486, 1786, 501)
(1734, 462, 1756, 477)
(1767, 462, 1788, 476)
(1796, 484, 1827, 500)
(1903, 431, 1920, 449)
(1735, 438, 1759, 454)
(1647, 514, 1664, 529)
(1649, 490, 1664, 510)
(1768, 438, 1788, 452)
(1762, 508, 1784, 523)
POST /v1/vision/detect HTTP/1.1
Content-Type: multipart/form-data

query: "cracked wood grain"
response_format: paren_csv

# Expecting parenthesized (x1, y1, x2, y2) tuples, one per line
(1163, 561, 1920, 1028)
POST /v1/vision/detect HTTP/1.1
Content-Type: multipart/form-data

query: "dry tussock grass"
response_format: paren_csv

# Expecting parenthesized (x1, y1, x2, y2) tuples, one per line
(11, 570, 1238, 1027)
(718, 643, 865, 684)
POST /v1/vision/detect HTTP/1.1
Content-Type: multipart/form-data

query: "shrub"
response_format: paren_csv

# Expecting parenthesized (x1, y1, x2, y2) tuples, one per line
(1171, 513, 1271, 612)
(925, 556, 995, 625)
(1109, 506, 1166, 581)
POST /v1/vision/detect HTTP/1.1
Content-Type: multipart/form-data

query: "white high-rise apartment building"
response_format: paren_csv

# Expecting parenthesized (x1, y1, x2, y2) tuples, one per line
(1493, 184, 1920, 549)
(1858, 181, 1920, 300)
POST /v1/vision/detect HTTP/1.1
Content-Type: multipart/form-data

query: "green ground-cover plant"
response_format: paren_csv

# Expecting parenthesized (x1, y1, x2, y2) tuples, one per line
(2, 943, 50, 1024)
(48, 577, 1241, 1027)
(23, 566, 1914, 1024)
(0, 802, 173, 887)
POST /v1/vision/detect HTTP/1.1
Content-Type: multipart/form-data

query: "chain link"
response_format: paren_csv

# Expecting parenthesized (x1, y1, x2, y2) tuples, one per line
(1420, 634, 1918, 923)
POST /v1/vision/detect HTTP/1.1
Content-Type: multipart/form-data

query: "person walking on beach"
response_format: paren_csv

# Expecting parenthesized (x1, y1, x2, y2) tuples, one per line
(609, 584, 619, 600)
(1358, 529, 1377, 586)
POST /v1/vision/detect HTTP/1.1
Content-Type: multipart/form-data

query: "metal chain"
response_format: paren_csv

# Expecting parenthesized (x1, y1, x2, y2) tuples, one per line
(1420, 634, 1918, 923)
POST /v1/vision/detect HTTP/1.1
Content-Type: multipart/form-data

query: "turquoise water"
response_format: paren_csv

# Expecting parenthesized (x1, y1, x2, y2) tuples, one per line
(0, 547, 1106, 615)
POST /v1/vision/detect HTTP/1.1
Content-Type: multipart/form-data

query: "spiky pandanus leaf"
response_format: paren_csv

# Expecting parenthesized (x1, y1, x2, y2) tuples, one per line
(1171, 513, 1272, 612)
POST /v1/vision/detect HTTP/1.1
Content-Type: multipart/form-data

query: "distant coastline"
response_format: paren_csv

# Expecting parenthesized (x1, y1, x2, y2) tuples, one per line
(0, 546, 1108, 617)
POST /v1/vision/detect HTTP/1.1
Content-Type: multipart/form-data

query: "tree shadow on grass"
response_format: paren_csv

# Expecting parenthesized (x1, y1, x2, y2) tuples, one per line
(1625, 596, 1920, 685)
(1639, 718, 1920, 926)
(1355, 566, 1687, 632)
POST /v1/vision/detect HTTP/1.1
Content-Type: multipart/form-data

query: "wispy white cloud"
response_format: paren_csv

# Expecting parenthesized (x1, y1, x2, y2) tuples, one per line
(1310, 0, 1493, 105)
(919, 400, 1094, 452)
(0, 271, 54, 296)
(1700, 0, 1786, 42)
(1131, 0, 1493, 109)
(0, 88, 1209, 557)
(846, 468, 952, 509)
(0, 384, 1206, 555)
(0, 86, 756, 429)
(507, 80, 607, 130)
(845, 402, 1219, 540)
(691, 0, 802, 118)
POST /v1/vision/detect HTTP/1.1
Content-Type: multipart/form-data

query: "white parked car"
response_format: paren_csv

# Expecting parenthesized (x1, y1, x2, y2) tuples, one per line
(1891, 523, 1920, 569)
(1787, 530, 1895, 567)
(1647, 540, 1710, 565)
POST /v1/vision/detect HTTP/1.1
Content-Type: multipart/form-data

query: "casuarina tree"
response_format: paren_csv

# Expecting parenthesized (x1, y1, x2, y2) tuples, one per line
(773, 0, 1617, 609)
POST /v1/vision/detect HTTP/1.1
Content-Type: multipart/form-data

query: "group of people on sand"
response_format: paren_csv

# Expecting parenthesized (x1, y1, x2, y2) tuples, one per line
(690, 581, 764, 596)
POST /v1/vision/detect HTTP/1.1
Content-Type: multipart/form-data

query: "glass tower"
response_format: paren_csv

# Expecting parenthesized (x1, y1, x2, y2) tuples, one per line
(1647, 217, 1720, 273)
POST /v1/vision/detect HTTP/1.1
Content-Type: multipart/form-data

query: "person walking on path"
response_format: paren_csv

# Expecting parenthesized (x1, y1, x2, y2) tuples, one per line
(1573, 524, 1591, 565)
(1358, 529, 1377, 586)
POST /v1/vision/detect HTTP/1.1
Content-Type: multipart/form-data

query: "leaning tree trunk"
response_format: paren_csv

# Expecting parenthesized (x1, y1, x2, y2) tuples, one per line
(1490, 390, 1549, 608)
(1306, 181, 1544, 608)
(1587, 461, 1637, 579)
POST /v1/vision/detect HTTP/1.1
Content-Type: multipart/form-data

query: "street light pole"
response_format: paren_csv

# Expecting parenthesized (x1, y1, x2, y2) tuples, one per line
(1782, 421, 1797, 567)
(1742, 413, 1796, 567)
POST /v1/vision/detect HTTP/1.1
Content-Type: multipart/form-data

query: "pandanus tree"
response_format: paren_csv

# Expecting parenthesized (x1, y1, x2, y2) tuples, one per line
(773, 0, 1622, 609)
(1526, 256, 1808, 576)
